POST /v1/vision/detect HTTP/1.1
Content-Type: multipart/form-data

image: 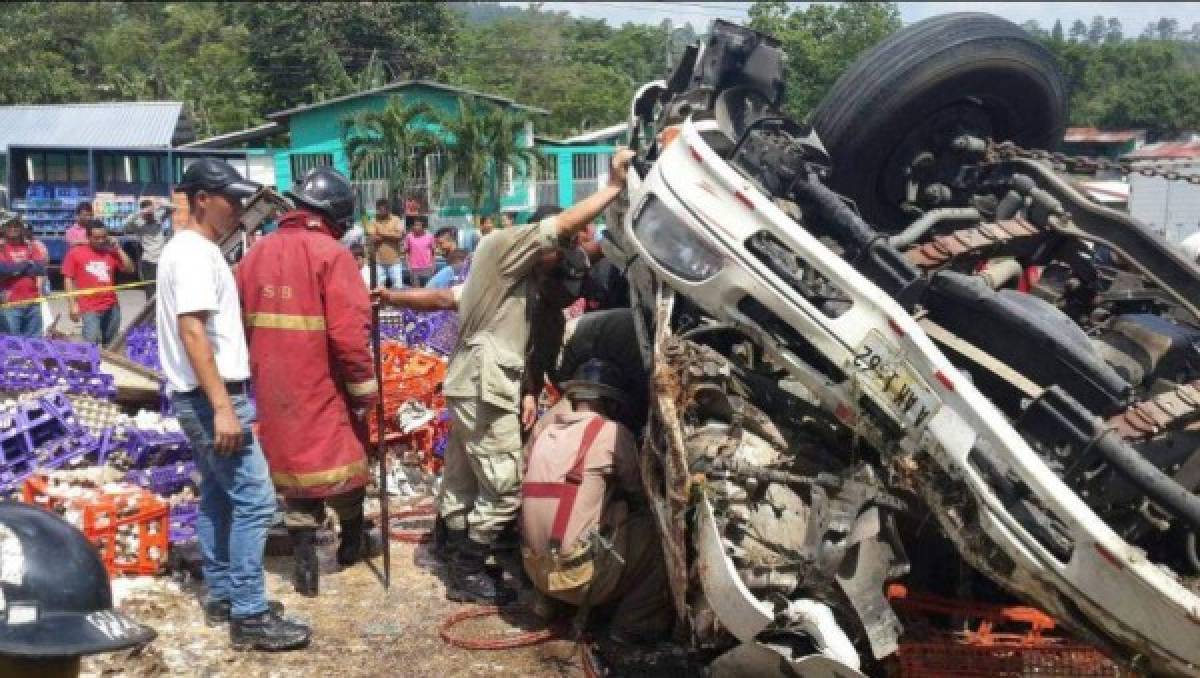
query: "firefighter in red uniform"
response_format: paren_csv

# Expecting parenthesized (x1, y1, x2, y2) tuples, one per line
(235, 167, 379, 597)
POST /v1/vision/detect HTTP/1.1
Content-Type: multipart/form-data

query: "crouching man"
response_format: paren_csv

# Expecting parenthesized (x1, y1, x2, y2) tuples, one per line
(520, 359, 671, 648)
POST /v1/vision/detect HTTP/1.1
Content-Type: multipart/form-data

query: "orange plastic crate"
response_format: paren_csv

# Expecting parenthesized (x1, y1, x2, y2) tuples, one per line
(888, 585, 1125, 677)
(22, 474, 170, 576)
(897, 635, 1124, 677)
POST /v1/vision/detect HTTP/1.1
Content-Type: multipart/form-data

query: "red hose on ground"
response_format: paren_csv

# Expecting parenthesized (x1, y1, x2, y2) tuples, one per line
(438, 605, 601, 677)
(438, 604, 561, 649)
(389, 504, 436, 543)
(365, 501, 436, 544)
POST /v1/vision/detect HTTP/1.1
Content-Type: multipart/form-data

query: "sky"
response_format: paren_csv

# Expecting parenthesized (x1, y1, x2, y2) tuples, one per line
(500, 2, 1200, 33)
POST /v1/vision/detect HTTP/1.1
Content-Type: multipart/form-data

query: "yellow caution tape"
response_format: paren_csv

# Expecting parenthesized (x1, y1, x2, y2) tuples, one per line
(0, 281, 154, 309)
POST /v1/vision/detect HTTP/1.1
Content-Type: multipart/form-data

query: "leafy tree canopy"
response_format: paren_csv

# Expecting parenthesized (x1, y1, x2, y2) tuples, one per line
(0, 2, 1198, 144)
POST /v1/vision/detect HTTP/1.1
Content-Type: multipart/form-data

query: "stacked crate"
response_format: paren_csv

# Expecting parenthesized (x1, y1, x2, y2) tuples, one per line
(0, 337, 115, 398)
(23, 474, 170, 577)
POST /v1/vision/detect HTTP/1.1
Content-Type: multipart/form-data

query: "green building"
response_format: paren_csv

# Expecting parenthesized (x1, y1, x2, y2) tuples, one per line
(185, 80, 625, 228)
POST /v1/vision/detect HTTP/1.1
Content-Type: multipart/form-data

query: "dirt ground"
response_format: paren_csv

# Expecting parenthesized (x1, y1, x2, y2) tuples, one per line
(81, 500, 594, 678)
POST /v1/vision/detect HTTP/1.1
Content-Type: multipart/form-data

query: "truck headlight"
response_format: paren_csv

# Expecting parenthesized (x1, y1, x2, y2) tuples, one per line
(633, 195, 724, 282)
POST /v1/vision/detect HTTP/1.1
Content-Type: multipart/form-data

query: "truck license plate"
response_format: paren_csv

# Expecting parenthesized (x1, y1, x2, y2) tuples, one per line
(853, 330, 941, 431)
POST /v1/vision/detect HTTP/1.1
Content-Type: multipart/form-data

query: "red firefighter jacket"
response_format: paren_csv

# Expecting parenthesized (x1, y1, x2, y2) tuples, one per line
(235, 209, 378, 498)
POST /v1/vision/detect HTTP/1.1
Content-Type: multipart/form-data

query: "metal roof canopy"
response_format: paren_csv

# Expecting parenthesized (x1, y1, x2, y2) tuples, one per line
(265, 79, 550, 120)
(179, 122, 284, 149)
(0, 102, 192, 149)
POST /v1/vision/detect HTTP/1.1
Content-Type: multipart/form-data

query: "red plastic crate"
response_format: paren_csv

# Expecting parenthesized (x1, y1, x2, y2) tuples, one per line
(22, 474, 170, 576)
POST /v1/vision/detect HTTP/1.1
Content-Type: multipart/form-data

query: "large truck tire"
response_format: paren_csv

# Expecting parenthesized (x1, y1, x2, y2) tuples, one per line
(810, 12, 1067, 230)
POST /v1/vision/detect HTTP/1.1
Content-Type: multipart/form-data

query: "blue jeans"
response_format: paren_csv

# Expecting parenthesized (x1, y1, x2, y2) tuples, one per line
(375, 262, 405, 289)
(81, 306, 121, 346)
(2, 305, 42, 337)
(171, 390, 277, 618)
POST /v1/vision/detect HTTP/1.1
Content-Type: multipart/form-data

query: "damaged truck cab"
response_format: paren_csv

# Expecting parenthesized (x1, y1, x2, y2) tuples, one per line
(602, 15, 1200, 677)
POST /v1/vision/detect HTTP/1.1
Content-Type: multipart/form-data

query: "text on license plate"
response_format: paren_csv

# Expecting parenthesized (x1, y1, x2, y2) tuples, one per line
(853, 330, 941, 430)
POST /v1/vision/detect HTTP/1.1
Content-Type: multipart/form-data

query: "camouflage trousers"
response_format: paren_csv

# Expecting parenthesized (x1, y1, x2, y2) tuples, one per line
(438, 395, 523, 544)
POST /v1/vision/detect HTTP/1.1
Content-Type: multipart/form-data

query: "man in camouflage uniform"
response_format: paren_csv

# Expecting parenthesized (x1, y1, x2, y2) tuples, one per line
(435, 150, 634, 604)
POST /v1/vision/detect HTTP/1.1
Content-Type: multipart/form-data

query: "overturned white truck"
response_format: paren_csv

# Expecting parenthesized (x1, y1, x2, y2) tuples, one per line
(602, 13, 1200, 677)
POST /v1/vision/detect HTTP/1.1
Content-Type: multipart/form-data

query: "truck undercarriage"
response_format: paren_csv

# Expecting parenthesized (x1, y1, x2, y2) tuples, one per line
(601, 14, 1200, 676)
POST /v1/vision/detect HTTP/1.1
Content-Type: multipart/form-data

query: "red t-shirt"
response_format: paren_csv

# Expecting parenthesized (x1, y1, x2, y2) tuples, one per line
(62, 246, 122, 312)
(0, 242, 47, 303)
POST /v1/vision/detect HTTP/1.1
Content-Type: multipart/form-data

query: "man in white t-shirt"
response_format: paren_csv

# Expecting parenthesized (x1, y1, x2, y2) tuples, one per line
(158, 159, 310, 652)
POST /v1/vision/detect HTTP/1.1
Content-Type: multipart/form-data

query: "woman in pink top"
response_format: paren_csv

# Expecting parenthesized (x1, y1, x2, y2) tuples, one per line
(405, 217, 436, 286)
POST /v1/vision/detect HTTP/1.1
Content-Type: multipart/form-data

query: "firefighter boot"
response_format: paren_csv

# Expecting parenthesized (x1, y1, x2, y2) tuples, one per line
(336, 515, 379, 566)
(290, 528, 319, 597)
(432, 516, 453, 561)
(447, 536, 515, 605)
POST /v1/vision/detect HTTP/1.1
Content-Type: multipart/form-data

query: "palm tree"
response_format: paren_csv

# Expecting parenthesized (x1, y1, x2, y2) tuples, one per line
(340, 96, 436, 213)
(428, 96, 540, 227)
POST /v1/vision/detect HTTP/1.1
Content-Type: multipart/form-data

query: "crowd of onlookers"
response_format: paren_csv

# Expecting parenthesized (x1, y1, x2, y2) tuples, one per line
(0, 192, 507, 343)
(340, 197, 506, 291)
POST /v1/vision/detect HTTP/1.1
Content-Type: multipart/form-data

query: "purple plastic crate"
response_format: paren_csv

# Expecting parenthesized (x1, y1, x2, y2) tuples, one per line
(98, 426, 191, 469)
(125, 461, 196, 496)
(31, 436, 93, 473)
(423, 311, 459, 355)
(0, 338, 110, 398)
(125, 325, 161, 372)
(0, 421, 32, 466)
(0, 456, 37, 496)
(169, 502, 199, 543)
(1, 337, 98, 374)
(0, 395, 83, 464)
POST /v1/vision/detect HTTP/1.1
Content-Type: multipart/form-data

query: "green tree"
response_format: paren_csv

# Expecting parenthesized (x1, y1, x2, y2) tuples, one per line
(341, 97, 437, 209)
(230, 2, 461, 112)
(1070, 19, 1088, 42)
(1157, 18, 1180, 41)
(447, 7, 637, 135)
(1021, 20, 1047, 39)
(428, 97, 539, 225)
(1106, 18, 1123, 43)
(1088, 16, 1107, 44)
(748, 1, 902, 116)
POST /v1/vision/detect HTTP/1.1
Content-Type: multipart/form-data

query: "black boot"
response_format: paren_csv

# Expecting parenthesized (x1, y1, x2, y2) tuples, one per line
(290, 528, 319, 597)
(230, 609, 312, 651)
(447, 536, 515, 605)
(432, 517, 454, 561)
(336, 515, 377, 566)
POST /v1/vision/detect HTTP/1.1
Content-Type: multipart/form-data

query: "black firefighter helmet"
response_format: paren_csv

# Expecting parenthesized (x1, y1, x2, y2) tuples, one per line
(561, 358, 628, 404)
(286, 166, 356, 233)
(0, 502, 156, 659)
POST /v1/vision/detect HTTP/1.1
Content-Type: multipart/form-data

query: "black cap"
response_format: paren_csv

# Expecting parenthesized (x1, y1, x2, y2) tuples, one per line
(178, 159, 261, 201)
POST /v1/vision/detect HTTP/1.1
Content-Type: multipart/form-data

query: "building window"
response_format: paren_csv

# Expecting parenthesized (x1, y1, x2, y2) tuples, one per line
(290, 153, 334, 179)
(500, 164, 515, 196)
(572, 153, 607, 202)
(536, 157, 558, 207)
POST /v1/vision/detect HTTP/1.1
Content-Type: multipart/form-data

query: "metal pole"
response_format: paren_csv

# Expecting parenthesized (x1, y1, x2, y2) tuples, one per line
(365, 191, 391, 590)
